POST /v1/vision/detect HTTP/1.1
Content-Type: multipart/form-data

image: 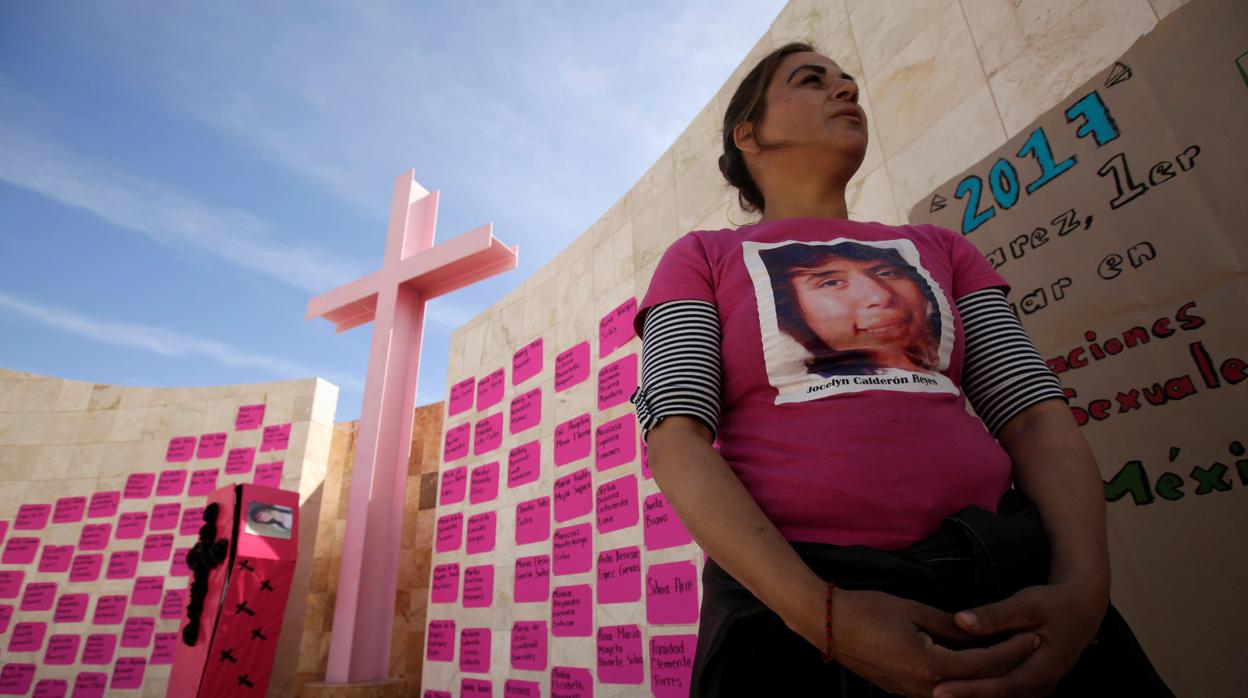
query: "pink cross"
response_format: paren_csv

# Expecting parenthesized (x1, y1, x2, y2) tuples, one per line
(307, 170, 517, 682)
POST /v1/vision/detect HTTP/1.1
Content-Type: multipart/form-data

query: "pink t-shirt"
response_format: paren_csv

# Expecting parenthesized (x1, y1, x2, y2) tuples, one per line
(637, 217, 1014, 549)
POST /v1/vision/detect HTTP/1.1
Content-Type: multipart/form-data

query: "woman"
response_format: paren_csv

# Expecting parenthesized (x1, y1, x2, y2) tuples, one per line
(630, 43, 1170, 697)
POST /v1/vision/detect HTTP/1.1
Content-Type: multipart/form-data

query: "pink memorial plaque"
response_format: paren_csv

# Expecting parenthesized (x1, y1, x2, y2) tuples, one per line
(120, 616, 155, 648)
(187, 469, 219, 495)
(476, 368, 505, 410)
(466, 512, 496, 554)
(72, 673, 107, 698)
(505, 680, 541, 698)
(595, 414, 636, 471)
(650, 634, 698, 697)
(109, 657, 145, 690)
(195, 432, 227, 459)
(151, 632, 177, 665)
(596, 474, 639, 534)
(116, 512, 147, 539)
(93, 595, 126, 625)
(597, 353, 638, 411)
(159, 589, 186, 620)
(435, 513, 463, 553)
(513, 337, 543, 385)
(155, 469, 187, 496)
(15, 504, 50, 530)
(459, 627, 490, 673)
(0, 605, 9, 632)
(69, 554, 102, 583)
(0, 665, 35, 696)
(253, 461, 283, 487)
(2, 537, 38, 564)
(87, 491, 120, 518)
(260, 423, 291, 452)
(513, 555, 550, 603)
(225, 447, 256, 474)
(439, 466, 467, 505)
(426, 620, 455, 662)
(599, 297, 638, 358)
(555, 341, 590, 392)
(54, 594, 88, 623)
(515, 496, 550, 545)
(507, 440, 540, 488)
(469, 462, 500, 505)
(82, 634, 116, 664)
(8, 622, 46, 651)
(179, 506, 205, 536)
(552, 523, 591, 575)
(235, 404, 266, 430)
(472, 412, 503, 455)
(123, 473, 154, 499)
(165, 436, 196, 462)
(645, 492, 694, 550)
(106, 550, 139, 579)
(79, 523, 110, 550)
(53, 496, 86, 524)
(38, 545, 73, 573)
(150, 503, 180, 531)
(33, 679, 67, 698)
(430, 563, 460, 604)
(597, 546, 642, 603)
(141, 534, 174, 562)
(597, 624, 644, 684)
(0, 572, 23, 598)
(554, 413, 592, 466)
(44, 635, 80, 665)
(462, 565, 493, 608)
(510, 621, 548, 671)
(646, 561, 699, 624)
(448, 376, 476, 416)
(551, 667, 593, 698)
(20, 582, 56, 611)
(131, 576, 164, 606)
(170, 546, 191, 577)
(551, 585, 591, 638)
(461, 679, 491, 698)
(443, 423, 470, 462)
(509, 387, 542, 434)
(553, 468, 592, 523)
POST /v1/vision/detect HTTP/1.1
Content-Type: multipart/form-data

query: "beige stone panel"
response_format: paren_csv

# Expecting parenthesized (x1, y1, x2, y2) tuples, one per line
(672, 93, 723, 184)
(555, 305, 593, 357)
(109, 407, 148, 442)
(849, 75, 886, 181)
(78, 409, 117, 443)
(0, 378, 58, 412)
(117, 385, 153, 410)
(846, 163, 902, 226)
(32, 444, 76, 481)
(988, 0, 1157, 137)
(630, 181, 680, 271)
(0, 412, 50, 446)
(52, 379, 93, 411)
(593, 221, 635, 299)
(310, 379, 339, 426)
(459, 318, 488, 372)
(170, 401, 208, 436)
(87, 383, 125, 411)
(43, 411, 84, 444)
(0, 444, 38, 481)
(849, 0, 956, 80)
(591, 190, 635, 254)
(867, 1, 987, 160)
(523, 274, 560, 340)
(1149, 0, 1190, 18)
(961, 0, 1085, 78)
(556, 250, 594, 323)
(771, 0, 849, 47)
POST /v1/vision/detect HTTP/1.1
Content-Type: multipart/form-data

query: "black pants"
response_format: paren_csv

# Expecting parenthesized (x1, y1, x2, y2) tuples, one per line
(690, 491, 1172, 697)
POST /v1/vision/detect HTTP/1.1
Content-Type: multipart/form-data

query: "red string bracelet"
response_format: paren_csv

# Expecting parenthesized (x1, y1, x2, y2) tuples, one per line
(823, 582, 836, 664)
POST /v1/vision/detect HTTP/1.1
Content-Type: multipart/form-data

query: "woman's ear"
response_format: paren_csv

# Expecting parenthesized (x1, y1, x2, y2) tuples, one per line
(734, 121, 761, 155)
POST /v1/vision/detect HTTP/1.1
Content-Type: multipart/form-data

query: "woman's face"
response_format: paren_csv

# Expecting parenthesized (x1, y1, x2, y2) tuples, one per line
(752, 51, 867, 159)
(789, 255, 928, 356)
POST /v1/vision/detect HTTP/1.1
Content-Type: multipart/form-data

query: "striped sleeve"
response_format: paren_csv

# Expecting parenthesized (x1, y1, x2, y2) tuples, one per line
(630, 300, 722, 441)
(957, 287, 1069, 437)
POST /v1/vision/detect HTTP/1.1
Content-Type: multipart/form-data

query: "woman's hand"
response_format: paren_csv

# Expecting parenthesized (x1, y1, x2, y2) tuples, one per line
(831, 589, 1042, 698)
(931, 581, 1108, 698)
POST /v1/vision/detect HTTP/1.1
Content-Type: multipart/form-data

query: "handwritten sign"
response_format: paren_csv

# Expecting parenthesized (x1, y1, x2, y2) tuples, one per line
(513, 555, 551, 603)
(644, 492, 694, 550)
(150, 503, 180, 531)
(179, 507, 205, 536)
(109, 657, 145, 689)
(443, 423, 470, 462)
(426, 620, 455, 661)
(431, 563, 460, 604)
(515, 496, 551, 545)
(33, 679, 67, 698)
(435, 513, 463, 553)
(165, 436, 196, 462)
(509, 387, 542, 434)
(44, 634, 79, 665)
(69, 554, 102, 583)
(504, 679, 541, 698)
(260, 423, 291, 452)
(93, 595, 127, 625)
(116, 512, 147, 539)
(595, 414, 637, 471)
(439, 466, 467, 505)
(469, 462, 500, 505)
(513, 337, 543, 385)
(225, 447, 255, 474)
(597, 546, 642, 603)
(120, 617, 155, 648)
(20, 582, 56, 612)
(646, 561, 699, 624)
(0, 664, 35, 695)
(151, 632, 177, 665)
(466, 511, 496, 555)
(187, 468, 219, 496)
(131, 576, 164, 606)
(551, 585, 591, 637)
(82, 634, 116, 664)
(554, 413, 592, 466)
(0, 571, 24, 598)
(155, 469, 186, 497)
(473, 412, 503, 455)
(235, 403, 265, 430)
(597, 353, 638, 410)
(169, 547, 191, 577)
(196, 432, 227, 459)
(52, 496, 86, 524)
(123, 472, 154, 499)
(599, 297, 638, 358)
(106, 550, 139, 579)
(9, 621, 46, 651)
(507, 440, 540, 488)
(2, 537, 38, 564)
(15, 503, 50, 530)
(510, 621, 548, 671)
(552, 523, 591, 575)
(87, 491, 120, 518)
(477, 368, 505, 410)
(555, 341, 590, 392)
(53, 594, 88, 622)
(461, 679, 491, 698)
(159, 589, 186, 620)
(554, 468, 593, 523)
(448, 376, 476, 416)
(72, 672, 107, 698)
(37, 545, 73, 573)
(597, 624, 644, 684)
(650, 634, 698, 697)
(141, 534, 174, 562)
(596, 474, 639, 533)
(463, 565, 493, 609)
(253, 461, 283, 487)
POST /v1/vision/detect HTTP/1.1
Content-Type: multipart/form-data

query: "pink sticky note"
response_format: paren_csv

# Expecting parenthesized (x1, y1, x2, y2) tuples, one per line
(597, 546, 642, 603)
(554, 468, 592, 523)
(507, 440, 540, 489)
(120, 617, 155, 648)
(554, 413, 592, 466)
(106, 550, 139, 579)
(599, 297, 638, 357)
(435, 513, 463, 553)
(430, 563, 460, 604)
(461, 679, 491, 698)
(165, 436, 196, 462)
(426, 620, 456, 662)
(38, 545, 73, 573)
(20, 582, 56, 611)
(448, 376, 476, 416)
(650, 634, 698, 697)
(33, 679, 67, 698)
(179, 507, 206, 536)
(92, 595, 127, 625)
(513, 337, 544, 385)
(169, 547, 191, 577)
(0, 571, 24, 598)
(596, 474, 639, 534)
(54, 594, 88, 623)
(469, 462, 500, 505)
(595, 414, 636, 471)
(8, 621, 46, 651)
(505, 679, 541, 698)
(53, 496, 86, 524)
(443, 423, 471, 462)
(510, 621, 548, 671)
(253, 461, 283, 487)
(439, 466, 467, 506)
(644, 492, 694, 550)
(463, 565, 494, 608)
(552, 523, 591, 575)
(150, 503, 181, 531)
(597, 624, 644, 684)
(225, 447, 256, 475)
(141, 534, 174, 562)
(196, 432, 227, 459)
(150, 632, 177, 665)
(235, 404, 266, 430)
(260, 423, 291, 452)
(123, 473, 154, 499)
(81, 634, 116, 664)
(87, 491, 120, 518)
(131, 576, 164, 606)
(79, 523, 110, 550)
(159, 589, 186, 620)
(0, 665, 35, 695)
(597, 353, 638, 410)
(509, 387, 542, 434)
(0, 605, 9, 633)
(513, 555, 550, 603)
(187, 468, 219, 496)
(551, 585, 591, 637)
(555, 341, 590, 392)
(72, 672, 108, 698)
(459, 627, 491, 672)
(646, 561, 699, 624)
(466, 512, 496, 555)
(515, 496, 550, 545)
(476, 368, 505, 410)
(69, 554, 102, 583)
(155, 469, 187, 496)
(15, 503, 50, 530)
(44, 634, 80, 665)
(116, 512, 148, 539)
(109, 657, 145, 690)
(472, 412, 503, 455)
(2, 536, 39, 564)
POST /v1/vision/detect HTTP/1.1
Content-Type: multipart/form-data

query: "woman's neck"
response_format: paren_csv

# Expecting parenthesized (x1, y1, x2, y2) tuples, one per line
(756, 170, 851, 223)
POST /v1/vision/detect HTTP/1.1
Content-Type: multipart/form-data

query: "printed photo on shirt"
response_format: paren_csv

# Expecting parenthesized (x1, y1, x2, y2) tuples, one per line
(742, 238, 959, 404)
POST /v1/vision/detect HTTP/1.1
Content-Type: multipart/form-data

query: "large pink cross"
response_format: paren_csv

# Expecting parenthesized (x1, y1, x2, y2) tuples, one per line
(307, 170, 517, 683)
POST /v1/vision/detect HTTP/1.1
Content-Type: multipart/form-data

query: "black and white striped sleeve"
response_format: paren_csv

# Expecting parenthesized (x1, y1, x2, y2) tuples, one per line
(629, 300, 722, 441)
(958, 287, 1069, 437)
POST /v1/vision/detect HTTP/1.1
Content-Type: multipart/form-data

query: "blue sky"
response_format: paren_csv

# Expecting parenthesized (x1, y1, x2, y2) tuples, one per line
(0, 1, 785, 420)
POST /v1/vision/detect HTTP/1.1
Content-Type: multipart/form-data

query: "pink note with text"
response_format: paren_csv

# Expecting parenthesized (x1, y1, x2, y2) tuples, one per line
(513, 555, 550, 603)
(466, 512, 496, 554)
(514, 496, 550, 545)
(597, 353, 637, 410)
(552, 523, 591, 575)
(196, 432, 227, 459)
(476, 368, 505, 410)
(551, 585, 591, 637)
(645, 492, 694, 550)
(430, 563, 459, 604)
(553, 468, 592, 523)
(646, 561, 699, 624)
(473, 412, 503, 455)
(507, 440, 540, 488)
(260, 423, 291, 452)
(554, 413, 591, 466)
(509, 387, 541, 434)
(235, 404, 265, 430)
(440, 466, 467, 505)
(555, 341, 590, 392)
(462, 565, 493, 608)
(599, 297, 637, 357)
(595, 414, 636, 471)
(448, 376, 476, 416)
(510, 621, 548, 671)
(513, 337, 543, 385)
(596, 546, 642, 603)
(165, 436, 196, 462)
(597, 624, 644, 684)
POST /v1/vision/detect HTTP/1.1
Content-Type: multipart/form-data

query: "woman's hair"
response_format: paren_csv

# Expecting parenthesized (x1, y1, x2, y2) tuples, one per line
(758, 242, 942, 376)
(719, 41, 818, 214)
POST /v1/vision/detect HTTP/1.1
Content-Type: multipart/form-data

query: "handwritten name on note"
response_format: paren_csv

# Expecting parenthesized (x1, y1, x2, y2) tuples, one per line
(509, 387, 542, 434)
(443, 423, 471, 462)
(426, 620, 456, 662)
(553, 468, 593, 523)
(595, 414, 636, 471)
(514, 496, 551, 545)
(477, 368, 505, 410)
(507, 440, 540, 489)
(448, 376, 476, 416)
(235, 404, 266, 430)
(646, 561, 699, 625)
(596, 624, 644, 684)
(466, 512, 497, 555)
(435, 513, 464, 553)
(510, 621, 548, 671)
(459, 627, 491, 673)
(431, 563, 460, 604)
(552, 523, 591, 576)
(513, 554, 551, 603)
(596, 546, 642, 604)
(554, 413, 591, 466)
(469, 462, 500, 505)
(596, 474, 638, 534)
(439, 465, 468, 506)
(513, 337, 544, 385)
(551, 585, 592, 638)
(650, 634, 698, 697)
(462, 565, 494, 609)
(599, 297, 638, 358)
(644, 492, 694, 550)
(473, 412, 503, 455)
(596, 353, 637, 411)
